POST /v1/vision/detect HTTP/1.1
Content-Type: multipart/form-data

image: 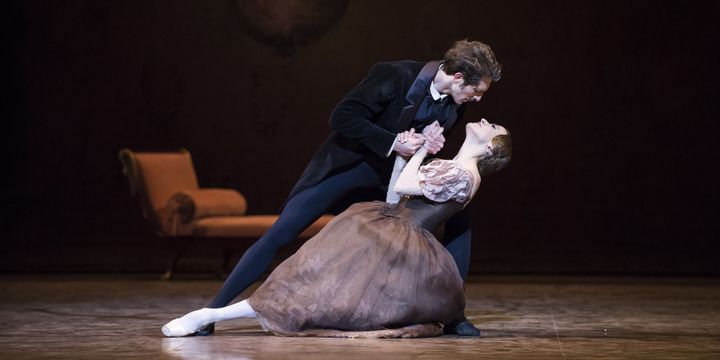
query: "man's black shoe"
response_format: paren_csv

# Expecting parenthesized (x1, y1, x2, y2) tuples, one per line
(192, 323, 215, 336)
(444, 315, 481, 336)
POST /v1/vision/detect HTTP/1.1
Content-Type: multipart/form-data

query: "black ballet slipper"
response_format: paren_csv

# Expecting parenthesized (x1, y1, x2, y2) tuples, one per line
(193, 323, 215, 336)
(443, 315, 481, 337)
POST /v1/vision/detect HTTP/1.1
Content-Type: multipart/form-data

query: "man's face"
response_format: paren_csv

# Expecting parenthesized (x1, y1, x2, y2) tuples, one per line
(449, 75, 492, 105)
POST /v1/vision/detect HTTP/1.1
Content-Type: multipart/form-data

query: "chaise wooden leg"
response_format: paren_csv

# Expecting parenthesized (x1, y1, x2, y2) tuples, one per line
(161, 246, 185, 281)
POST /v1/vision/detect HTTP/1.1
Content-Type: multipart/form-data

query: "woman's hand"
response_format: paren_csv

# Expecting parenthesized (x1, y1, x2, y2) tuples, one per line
(421, 121, 445, 154)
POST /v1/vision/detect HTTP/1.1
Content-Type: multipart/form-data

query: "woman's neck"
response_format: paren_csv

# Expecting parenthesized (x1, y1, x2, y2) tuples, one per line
(453, 140, 480, 168)
(453, 144, 482, 196)
(452, 153, 477, 170)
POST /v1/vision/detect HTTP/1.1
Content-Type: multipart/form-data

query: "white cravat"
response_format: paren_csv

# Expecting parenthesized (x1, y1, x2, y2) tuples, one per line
(429, 80, 447, 101)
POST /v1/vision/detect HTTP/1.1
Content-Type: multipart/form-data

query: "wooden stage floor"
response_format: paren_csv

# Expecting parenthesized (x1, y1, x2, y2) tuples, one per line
(0, 275, 718, 359)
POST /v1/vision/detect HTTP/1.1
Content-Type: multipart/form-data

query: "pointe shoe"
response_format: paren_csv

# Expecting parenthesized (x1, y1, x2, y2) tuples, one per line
(162, 318, 194, 337)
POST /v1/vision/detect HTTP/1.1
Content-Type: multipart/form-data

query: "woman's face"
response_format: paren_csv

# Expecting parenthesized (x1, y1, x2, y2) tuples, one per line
(465, 119, 508, 151)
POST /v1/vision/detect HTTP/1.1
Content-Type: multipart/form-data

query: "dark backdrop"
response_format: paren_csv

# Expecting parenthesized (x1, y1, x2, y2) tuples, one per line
(4, 0, 720, 275)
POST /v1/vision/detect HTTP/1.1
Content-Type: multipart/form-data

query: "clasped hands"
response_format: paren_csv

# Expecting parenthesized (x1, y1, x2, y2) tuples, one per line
(392, 121, 445, 157)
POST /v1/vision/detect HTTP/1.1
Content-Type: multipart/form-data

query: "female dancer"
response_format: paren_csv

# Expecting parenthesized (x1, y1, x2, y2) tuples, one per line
(162, 119, 511, 338)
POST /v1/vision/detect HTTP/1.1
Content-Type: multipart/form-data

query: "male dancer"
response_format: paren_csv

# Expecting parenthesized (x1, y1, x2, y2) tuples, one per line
(202, 40, 502, 336)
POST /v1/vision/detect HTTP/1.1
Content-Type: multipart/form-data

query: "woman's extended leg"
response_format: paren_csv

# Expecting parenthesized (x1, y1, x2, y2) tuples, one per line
(162, 300, 256, 337)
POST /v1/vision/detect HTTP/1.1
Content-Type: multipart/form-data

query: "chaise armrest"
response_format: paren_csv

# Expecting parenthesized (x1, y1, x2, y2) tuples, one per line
(165, 189, 248, 235)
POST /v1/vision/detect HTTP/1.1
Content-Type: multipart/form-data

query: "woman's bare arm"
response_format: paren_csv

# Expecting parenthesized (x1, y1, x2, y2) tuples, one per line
(393, 147, 428, 196)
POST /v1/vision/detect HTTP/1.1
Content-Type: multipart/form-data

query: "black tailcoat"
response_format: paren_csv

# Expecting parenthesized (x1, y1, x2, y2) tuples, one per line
(286, 60, 466, 202)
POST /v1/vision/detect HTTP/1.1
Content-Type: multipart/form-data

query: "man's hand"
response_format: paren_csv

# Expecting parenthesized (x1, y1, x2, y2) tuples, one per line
(393, 128, 425, 157)
(422, 121, 445, 154)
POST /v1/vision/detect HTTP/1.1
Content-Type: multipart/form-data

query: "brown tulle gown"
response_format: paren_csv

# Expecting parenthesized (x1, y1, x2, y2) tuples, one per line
(248, 159, 471, 338)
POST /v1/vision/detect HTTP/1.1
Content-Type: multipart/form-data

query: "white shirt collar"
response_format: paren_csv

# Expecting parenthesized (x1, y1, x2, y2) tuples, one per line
(430, 81, 447, 101)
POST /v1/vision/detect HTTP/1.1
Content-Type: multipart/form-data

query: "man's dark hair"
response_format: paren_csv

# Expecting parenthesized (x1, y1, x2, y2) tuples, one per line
(443, 40, 502, 86)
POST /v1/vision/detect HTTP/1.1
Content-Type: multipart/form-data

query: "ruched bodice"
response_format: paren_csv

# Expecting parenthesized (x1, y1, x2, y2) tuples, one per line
(382, 197, 466, 231)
